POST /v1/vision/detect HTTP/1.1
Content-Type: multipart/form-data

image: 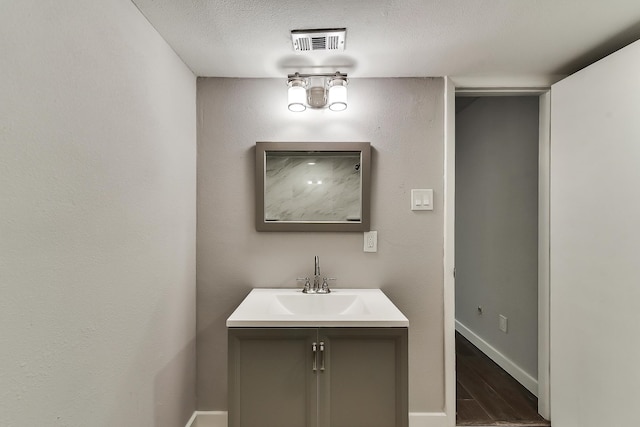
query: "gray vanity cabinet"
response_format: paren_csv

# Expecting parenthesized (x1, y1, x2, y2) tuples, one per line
(318, 328, 408, 427)
(228, 328, 319, 427)
(228, 327, 408, 427)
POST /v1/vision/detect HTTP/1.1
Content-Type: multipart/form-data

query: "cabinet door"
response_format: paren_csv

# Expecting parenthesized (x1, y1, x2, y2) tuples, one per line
(228, 328, 318, 427)
(319, 328, 408, 427)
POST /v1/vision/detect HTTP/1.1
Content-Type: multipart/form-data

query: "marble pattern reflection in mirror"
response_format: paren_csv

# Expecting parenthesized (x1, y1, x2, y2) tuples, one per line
(256, 142, 371, 232)
(265, 152, 361, 222)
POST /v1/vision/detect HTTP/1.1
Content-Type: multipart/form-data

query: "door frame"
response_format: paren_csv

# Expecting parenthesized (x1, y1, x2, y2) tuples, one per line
(443, 77, 551, 426)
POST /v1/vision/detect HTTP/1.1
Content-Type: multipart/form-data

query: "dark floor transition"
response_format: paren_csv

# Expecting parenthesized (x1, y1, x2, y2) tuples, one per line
(456, 332, 551, 426)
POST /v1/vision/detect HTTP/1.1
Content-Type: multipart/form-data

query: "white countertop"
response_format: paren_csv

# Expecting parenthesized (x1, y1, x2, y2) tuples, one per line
(226, 288, 409, 328)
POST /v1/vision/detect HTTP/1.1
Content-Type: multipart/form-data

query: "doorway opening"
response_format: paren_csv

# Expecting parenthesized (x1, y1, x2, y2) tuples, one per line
(453, 94, 549, 426)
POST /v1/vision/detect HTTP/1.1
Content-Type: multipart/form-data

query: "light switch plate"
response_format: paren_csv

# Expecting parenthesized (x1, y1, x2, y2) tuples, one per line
(411, 189, 433, 211)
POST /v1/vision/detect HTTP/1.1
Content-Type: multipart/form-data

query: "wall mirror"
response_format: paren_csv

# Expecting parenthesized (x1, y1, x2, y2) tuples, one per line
(256, 142, 371, 231)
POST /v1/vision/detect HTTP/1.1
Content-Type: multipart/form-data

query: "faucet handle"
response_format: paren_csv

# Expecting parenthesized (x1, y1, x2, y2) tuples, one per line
(321, 277, 336, 293)
(297, 277, 312, 293)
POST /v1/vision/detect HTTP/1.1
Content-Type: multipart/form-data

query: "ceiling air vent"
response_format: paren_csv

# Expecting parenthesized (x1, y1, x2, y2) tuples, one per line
(291, 28, 346, 52)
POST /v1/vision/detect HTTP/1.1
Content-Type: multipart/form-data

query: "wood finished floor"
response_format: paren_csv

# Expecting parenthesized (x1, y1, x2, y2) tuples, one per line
(456, 332, 551, 426)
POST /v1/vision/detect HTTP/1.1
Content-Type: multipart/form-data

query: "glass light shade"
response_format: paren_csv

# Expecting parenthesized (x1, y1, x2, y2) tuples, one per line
(288, 85, 307, 112)
(328, 84, 347, 111)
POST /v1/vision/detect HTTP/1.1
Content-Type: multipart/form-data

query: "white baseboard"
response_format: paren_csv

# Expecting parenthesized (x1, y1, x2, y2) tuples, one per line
(187, 411, 450, 427)
(455, 320, 538, 396)
(185, 411, 227, 427)
(184, 411, 198, 427)
(409, 412, 449, 427)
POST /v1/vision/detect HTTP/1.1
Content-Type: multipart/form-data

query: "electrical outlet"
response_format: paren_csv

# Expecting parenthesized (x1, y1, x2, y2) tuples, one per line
(364, 231, 377, 252)
(499, 315, 508, 333)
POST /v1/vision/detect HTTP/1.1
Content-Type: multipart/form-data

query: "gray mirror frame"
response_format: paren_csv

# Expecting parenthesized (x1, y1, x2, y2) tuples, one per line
(256, 141, 371, 232)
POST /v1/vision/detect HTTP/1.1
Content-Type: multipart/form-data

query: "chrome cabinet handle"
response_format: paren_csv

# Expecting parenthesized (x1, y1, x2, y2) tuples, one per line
(312, 342, 317, 372)
(319, 341, 325, 371)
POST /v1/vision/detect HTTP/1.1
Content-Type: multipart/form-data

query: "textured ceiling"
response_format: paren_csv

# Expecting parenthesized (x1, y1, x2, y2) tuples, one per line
(131, 0, 640, 85)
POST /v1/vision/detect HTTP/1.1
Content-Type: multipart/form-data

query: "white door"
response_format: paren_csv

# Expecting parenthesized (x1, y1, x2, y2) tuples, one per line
(550, 39, 640, 426)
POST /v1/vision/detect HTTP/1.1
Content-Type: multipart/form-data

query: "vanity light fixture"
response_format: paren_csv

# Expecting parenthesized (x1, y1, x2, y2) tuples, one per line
(287, 72, 348, 112)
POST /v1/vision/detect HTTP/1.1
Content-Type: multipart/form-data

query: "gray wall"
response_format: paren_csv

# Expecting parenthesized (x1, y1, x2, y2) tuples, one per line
(197, 78, 445, 412)
(550, 38, 640, 427)
(455, 97, 539, 378)
(0, 1, 197, 425)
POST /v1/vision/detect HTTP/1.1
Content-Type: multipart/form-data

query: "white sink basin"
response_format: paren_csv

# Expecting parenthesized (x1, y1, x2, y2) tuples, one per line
(270, 294, 370, 316)
(226, 288, 409, 327)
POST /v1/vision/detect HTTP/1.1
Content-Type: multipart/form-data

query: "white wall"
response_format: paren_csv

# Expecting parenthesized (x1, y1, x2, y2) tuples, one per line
(550, 39, 640, 426)
(455, 97, 539, 383)
(196, 78, 445, 413)
(0, 1, 197, 426)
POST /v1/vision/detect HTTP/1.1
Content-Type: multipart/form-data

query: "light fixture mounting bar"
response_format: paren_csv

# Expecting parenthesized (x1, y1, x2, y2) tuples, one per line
(287, 72, 347, 79)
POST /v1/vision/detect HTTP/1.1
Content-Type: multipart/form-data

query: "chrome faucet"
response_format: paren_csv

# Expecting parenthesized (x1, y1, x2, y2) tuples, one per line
(299, 256, 333, 293)
(313, 255, 321, 292)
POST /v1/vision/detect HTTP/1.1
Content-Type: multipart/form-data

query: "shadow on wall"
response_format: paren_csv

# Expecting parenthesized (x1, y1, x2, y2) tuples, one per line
(154, 338, 197, 427)
(196, 302, 244, 410)
(554, 19, 640, 74)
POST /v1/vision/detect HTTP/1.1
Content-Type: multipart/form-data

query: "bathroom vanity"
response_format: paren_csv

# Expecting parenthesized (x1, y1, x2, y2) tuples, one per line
(227, 289, 409, 427)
